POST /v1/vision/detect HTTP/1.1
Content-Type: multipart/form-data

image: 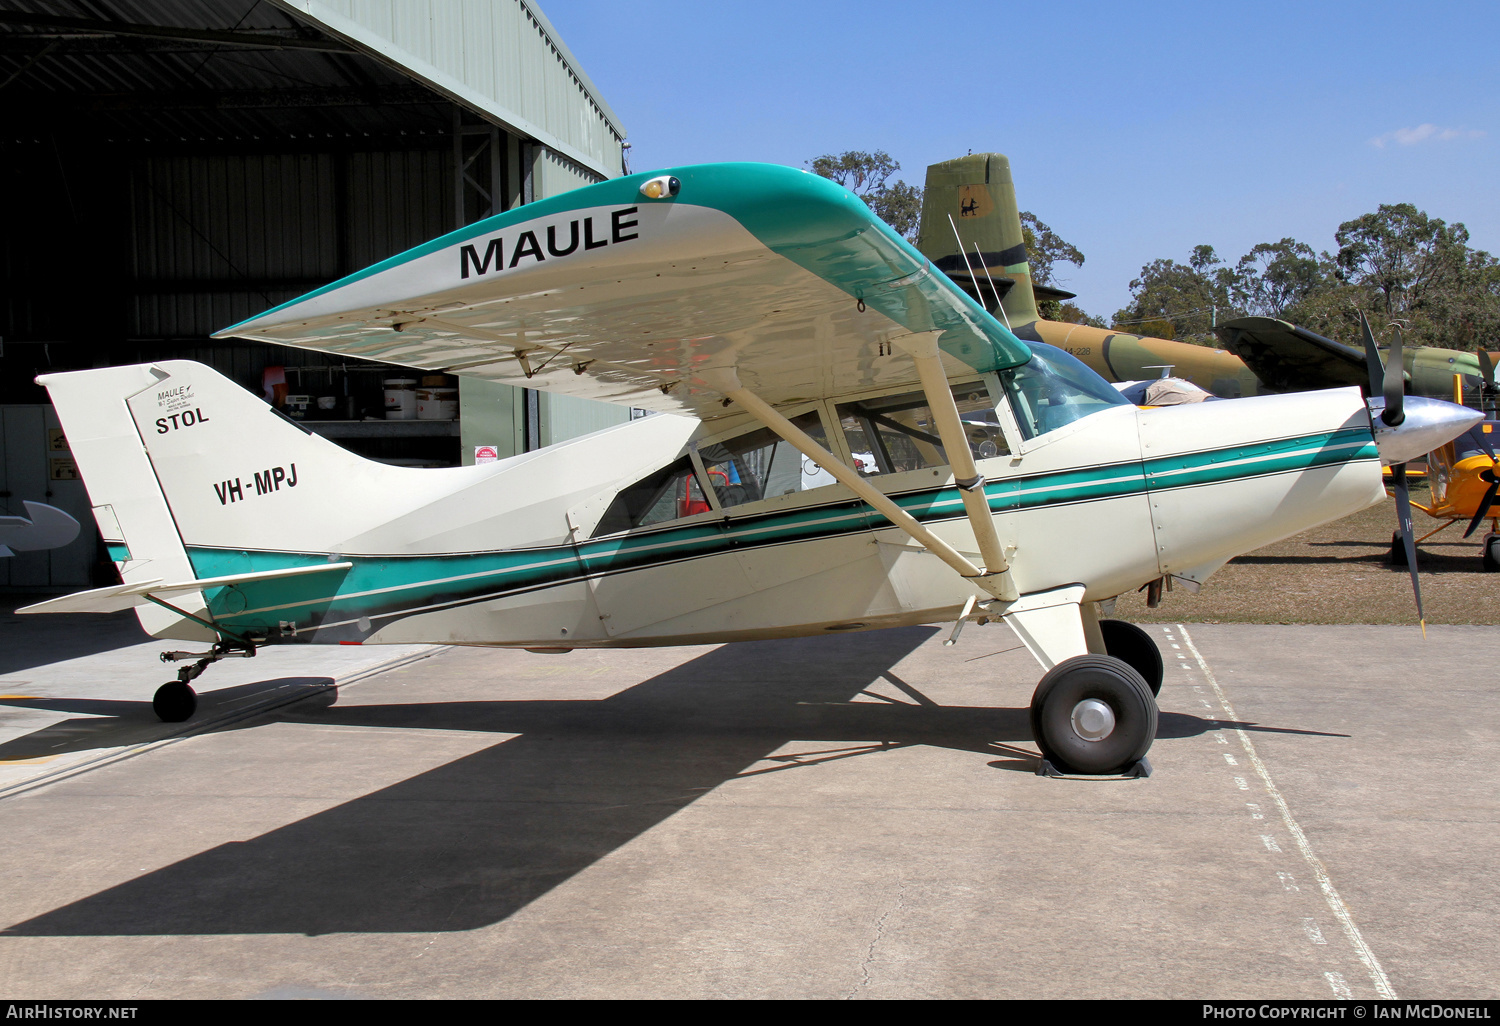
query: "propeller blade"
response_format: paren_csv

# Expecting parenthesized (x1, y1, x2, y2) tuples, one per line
(1476, 425, 1497, 464)
(1361, 311, 1383, 398)
(1463, 475, 1499, 539)
(1480, 348, 1496, 390)
(1390, 463, 1425, 628)
(1383, 323, 1405, 426)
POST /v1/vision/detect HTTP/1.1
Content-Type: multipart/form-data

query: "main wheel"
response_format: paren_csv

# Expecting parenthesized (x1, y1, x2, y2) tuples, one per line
(1098, 619, 1164, 696)
(153, 681, 197, 723)
(1483, 533, 1500, 573)
(1389, 530, 1408, 566)
(1030, 655, 1157, 775)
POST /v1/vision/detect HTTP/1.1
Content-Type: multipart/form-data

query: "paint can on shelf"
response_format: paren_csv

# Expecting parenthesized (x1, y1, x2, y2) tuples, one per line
(383, 378, 417, 420)
(417, 375, 458, 420)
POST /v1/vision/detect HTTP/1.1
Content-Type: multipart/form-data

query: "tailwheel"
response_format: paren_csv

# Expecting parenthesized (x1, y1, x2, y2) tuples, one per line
(1483, 533, 1500, 573)
(1030, 655, 1157, 775)
(152, 681, 198, 723)
(1098, 619, 1164, 696)
(1389, 530, 1409, 567)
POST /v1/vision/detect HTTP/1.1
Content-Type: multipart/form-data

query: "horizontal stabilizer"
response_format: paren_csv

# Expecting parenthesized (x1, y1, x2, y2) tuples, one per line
(19, 562, 353, 615)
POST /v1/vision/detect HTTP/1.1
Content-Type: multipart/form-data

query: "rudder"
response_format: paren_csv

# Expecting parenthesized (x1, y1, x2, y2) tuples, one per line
(915, 153, 1040, 327)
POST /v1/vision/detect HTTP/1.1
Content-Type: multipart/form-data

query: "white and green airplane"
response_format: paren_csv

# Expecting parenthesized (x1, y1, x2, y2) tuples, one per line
(19, 163, 1479, 777)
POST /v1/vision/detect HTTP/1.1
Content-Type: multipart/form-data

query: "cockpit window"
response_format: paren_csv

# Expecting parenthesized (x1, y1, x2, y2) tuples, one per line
(698, 410, 831, 508)
(1000, 341, 1130, 439)
(836, 380, 1007, 476)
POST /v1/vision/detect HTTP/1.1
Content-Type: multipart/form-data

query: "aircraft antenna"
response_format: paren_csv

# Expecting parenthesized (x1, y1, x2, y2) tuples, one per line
(974, 242, 1012, 331)
(947, 215, 1010, 330)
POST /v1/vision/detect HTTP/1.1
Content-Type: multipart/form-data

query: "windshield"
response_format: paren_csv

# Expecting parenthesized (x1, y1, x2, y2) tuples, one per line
(1000, 341, 1131, 439)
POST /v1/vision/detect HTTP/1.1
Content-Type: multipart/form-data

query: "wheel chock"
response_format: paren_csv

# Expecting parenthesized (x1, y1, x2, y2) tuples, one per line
(1035, 755, 1152, 779)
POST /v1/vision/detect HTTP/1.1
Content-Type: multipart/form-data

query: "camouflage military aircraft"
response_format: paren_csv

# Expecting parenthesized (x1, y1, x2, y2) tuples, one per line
(914, 154, 1268, 399)
(917, 154, 1499, 409)
(1215, 316, 1500, 410)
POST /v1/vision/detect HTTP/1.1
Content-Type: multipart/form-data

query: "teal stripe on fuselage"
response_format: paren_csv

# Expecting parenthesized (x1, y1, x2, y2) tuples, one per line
(187, 428, 1376, 636)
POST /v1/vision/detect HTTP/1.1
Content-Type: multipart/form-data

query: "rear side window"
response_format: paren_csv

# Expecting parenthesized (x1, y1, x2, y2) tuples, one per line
(592, 456, 707, 537)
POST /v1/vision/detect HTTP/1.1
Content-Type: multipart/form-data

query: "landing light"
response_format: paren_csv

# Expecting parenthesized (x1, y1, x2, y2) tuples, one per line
(640, 175, 680, 200)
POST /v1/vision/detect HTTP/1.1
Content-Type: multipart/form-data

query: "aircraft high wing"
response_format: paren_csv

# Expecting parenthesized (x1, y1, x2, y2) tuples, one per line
(215, 163, 1029, 420)
(1215, 317, 1377, 393)
(1217, 315, 1500, 406)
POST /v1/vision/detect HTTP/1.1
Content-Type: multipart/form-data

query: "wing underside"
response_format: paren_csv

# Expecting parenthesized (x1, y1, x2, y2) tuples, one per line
(1215, 316, 1368, 393)
(214, 163, 1032, 420)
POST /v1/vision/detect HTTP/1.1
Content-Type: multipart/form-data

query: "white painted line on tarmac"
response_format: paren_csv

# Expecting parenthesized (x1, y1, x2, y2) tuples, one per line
(1178, 624, 1397, 1000)
(1325, 972, 1353, 999)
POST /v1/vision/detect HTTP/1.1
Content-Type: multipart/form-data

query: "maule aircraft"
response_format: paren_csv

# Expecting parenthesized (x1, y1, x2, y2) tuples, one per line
(19, 160, 1483, 777)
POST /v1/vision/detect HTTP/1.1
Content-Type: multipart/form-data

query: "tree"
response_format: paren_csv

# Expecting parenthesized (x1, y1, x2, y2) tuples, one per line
(1054, 302, 1106, 327)
(1019, 212, 1085, 289)
(1327, 204, 1500, 349)
(1112, 245, 1240, 345)
(808, 150, 922, 241)
(1232, 239, 1323, 318)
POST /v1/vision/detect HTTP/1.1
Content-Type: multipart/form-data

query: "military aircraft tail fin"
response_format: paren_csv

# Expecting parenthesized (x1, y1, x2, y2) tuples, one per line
(916, 152, 1040, 327)
(34, 360, 413, 640)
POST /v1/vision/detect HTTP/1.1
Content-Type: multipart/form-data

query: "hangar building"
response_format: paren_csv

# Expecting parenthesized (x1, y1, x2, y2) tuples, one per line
(0, 0, 629, 590)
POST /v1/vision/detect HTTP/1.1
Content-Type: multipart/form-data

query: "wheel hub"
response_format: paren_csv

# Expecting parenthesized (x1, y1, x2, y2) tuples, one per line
(1071, 698, 1116, 742)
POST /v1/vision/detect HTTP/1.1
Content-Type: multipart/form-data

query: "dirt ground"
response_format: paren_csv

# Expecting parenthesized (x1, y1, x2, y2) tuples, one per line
(1114, 484, 1500, 625)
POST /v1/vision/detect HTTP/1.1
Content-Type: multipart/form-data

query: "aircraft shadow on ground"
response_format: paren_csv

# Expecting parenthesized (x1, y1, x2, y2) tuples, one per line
(1, 627, 1337, 938)
(0, 606, 151, 675)
(0, 679, 338, 762)
(1239, 542, 1486, 573)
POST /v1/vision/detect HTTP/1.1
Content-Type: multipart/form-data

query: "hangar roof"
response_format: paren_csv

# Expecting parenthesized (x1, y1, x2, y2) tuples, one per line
(0, 0, 624, 176)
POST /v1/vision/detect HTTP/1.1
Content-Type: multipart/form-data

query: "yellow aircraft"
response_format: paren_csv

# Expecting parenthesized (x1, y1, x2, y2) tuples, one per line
(1393, 374, 1500, 571)
(914, 154, 1268, 398)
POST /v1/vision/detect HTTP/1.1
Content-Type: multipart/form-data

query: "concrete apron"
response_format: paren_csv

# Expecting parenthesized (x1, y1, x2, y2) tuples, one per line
(0, 620, 1495, 999)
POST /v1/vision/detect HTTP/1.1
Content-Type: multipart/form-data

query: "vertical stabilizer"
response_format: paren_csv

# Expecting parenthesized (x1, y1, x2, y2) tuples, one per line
(916, 153, 1039, 327)
(38, 364, 215, 641)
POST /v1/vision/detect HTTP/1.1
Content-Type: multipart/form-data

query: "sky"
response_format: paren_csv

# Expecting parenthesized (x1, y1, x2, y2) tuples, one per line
(541, 0, 1497, 319)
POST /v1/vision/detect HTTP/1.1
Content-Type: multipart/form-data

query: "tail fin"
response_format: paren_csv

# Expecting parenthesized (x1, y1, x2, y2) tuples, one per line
(915, 153, 1039, 327)
(37, 360, 414, 640)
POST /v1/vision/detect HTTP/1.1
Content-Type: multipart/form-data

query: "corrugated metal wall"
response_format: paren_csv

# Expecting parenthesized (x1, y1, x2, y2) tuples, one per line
(279, 0, 626, 179)
(537, 145, 603, 198)
(129, 148, 451, 339)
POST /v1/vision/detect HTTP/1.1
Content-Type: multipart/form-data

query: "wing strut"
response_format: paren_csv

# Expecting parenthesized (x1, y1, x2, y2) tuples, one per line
(705, 364, 1018, 602)
(892, 331, 1016, 588)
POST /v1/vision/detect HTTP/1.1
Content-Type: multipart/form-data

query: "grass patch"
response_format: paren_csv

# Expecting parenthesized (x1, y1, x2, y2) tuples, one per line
(1113, 484, 1500, 625)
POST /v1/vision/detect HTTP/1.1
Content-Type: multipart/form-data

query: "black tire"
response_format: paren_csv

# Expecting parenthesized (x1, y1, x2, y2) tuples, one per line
(153, 681, 197, 723)
(1098, 619, 1164, 696)
(1389, 530, 1408, 567)
(1484, 534, 1500, 573)
(1030, 655, 1157, 775)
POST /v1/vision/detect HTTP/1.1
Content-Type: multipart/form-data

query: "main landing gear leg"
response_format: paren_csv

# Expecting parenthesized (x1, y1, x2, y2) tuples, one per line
(154, 641, 256, 722)
(1002, 586, 1158, 778)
